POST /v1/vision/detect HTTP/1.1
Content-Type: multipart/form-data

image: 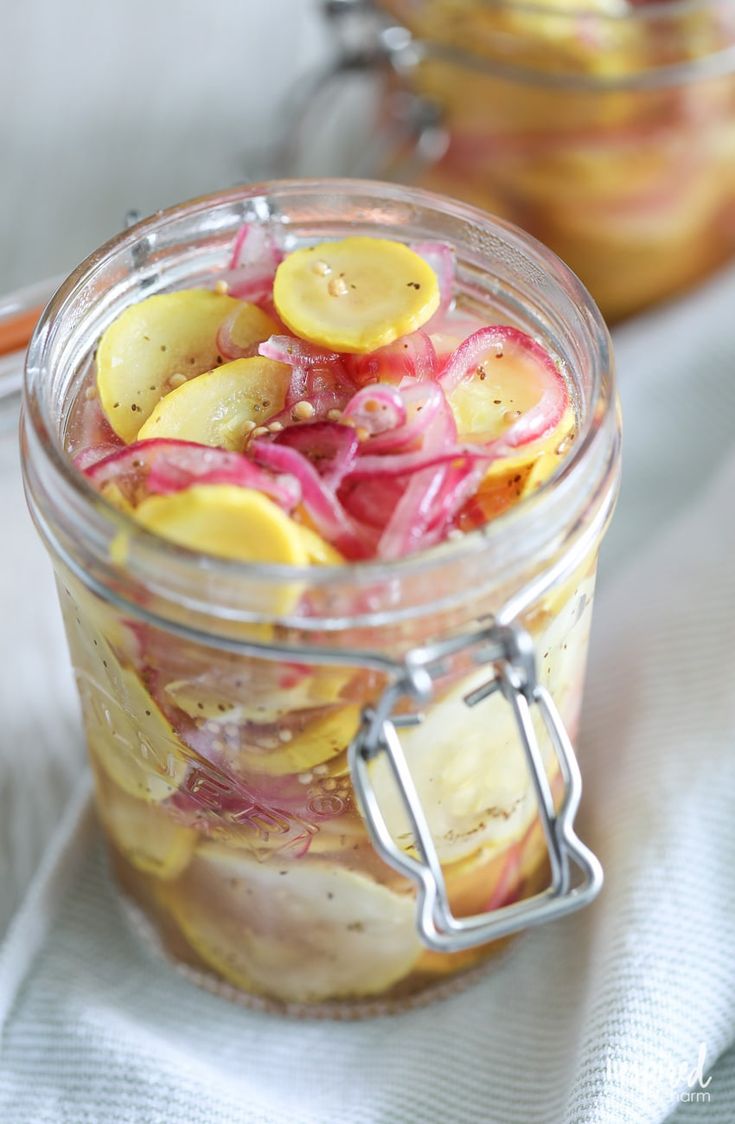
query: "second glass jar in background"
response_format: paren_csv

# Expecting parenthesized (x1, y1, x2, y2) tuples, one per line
(296, 0, 735, 322)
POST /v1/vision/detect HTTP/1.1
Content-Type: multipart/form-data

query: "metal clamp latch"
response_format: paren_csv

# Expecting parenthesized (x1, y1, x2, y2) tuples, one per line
(348, 622, 603, 952)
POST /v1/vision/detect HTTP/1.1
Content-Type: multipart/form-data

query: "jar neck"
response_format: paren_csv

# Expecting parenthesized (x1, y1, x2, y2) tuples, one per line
(22, 180, 620, 651)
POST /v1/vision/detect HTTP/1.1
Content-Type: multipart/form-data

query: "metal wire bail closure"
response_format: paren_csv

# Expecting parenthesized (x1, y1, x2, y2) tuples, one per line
(348, 622, 603, 953)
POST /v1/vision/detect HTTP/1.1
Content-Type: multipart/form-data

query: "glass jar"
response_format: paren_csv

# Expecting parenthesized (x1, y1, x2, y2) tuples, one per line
(21, 179, 620, 1017)
(291, 0, 735, 322)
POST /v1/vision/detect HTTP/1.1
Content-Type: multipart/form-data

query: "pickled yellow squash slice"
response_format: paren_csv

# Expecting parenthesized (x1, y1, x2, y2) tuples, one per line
(131, 484, 337, 615)
(169, 848, 420, 1002)
(137, 357, 290, 451)
(95, 770, 196, 879)
(96, 290, 277, 441)
(134, 485, 311, 566)
(274, 237, 440, 353)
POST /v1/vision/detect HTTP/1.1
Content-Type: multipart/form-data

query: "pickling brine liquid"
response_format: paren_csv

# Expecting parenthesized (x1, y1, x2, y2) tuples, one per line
(58, 279, 599, 1011)
(57, 553, 596, 1011)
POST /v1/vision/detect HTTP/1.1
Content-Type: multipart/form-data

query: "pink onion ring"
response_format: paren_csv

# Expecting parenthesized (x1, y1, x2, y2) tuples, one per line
(251, 439, 370, 559)
(366, 382, 444, 454)
(73, 444, 124, 472)
(273, 422, 359, 488)
(347, 441, 493, 480)
(347, 331, 438, 385)
(228, 223, 283, 271)
(86, 439, 300, 511)
(377, 465, 449, 560)
(215, 308, 265, 362)
(439, 326, 568, 448)
(341, 384, 407, 437)
(259, 335, 340, 369)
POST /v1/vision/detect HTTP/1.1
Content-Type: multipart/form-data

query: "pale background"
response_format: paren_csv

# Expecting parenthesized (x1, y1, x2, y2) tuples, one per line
(0, 0, 329, 292)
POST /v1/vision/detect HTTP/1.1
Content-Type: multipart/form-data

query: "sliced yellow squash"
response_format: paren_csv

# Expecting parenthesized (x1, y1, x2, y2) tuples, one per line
(133, 485, 313, 615)
(137, 357, 290, 451)
(273, 237, 440, 353)
(168, 847, 420, 1002)
(96, 770, 196, 879)
(240, 704, 362, 777)
(295, 522, 344, 565)
(134, 485, 308, 565)
(221, 301, 279, 356)
(96, 290, 267, 441)
(163, 663, 352, 725)
(60, 589, 189, 803)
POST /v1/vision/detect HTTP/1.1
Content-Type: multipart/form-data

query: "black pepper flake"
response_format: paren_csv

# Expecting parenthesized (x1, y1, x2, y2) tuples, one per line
(493, 399, 501, 405)
(160, 345, 167, 352)
(407, 281, 421, 290)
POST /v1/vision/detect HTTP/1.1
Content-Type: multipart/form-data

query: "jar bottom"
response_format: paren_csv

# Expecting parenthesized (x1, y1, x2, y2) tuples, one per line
(110, 846, 548, 1021)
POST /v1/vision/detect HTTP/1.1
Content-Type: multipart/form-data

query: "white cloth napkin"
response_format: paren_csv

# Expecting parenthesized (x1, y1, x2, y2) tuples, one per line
(1, 263, 735, 1124)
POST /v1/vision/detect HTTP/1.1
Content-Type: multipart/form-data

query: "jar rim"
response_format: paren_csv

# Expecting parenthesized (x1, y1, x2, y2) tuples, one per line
(378, 0, 735, 90)
(22, 178, 620, 631)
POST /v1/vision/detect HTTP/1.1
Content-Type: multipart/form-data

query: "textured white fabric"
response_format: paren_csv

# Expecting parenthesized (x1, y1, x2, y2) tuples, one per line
(1, 263, 735, 1122)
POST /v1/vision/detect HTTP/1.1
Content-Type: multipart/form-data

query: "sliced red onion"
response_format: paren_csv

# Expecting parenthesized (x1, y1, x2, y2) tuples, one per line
(438, 326, 568, 447)
(366, 383, 444, 454)
(73, 444, 124, 471)
(377, 466, 449, 560)
(338, 476, 405, 531)
(347, 330, 438, 385)
(496, 387, 566, 454)
(259, 336, 352, 418)
(426, 459, 487, 538)
(377, 457, 484, 559)
(341, 384, 406, 437)
(273, 422, 359, 489)
(71, 395, 122, 459)
(259, 334, 341, 369)
(347, 441, 493, 480)
(85, 439, 300, 511)
(215, 308, 263, 362)
(251, 439, 370, 559)
(412, 242, 455, 317)
(262, 359, 356, 424)
(303, 362, 356, 417)
(218, 263, 277, 305)
(228, 223, 283, 271)
(228, 224, 251, 270)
